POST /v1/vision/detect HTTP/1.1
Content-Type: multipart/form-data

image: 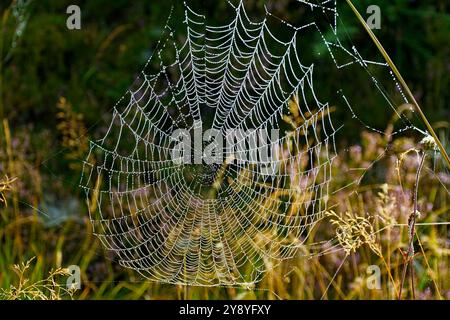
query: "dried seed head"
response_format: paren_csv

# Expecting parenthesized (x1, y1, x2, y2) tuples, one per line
(0, 176, 17, 207)
(420, 134, 438, 151)
(326, 211, 382, 257)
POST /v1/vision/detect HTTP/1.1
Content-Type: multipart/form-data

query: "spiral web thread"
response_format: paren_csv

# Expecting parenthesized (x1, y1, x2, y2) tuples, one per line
(79, 0, 425, 286)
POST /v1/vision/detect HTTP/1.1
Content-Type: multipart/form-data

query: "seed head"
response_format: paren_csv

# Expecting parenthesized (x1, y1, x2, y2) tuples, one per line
(420, 134, 438, 151)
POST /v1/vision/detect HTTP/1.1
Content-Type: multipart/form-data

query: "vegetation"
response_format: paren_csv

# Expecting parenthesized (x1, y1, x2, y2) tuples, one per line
(0, 0, 448, 300)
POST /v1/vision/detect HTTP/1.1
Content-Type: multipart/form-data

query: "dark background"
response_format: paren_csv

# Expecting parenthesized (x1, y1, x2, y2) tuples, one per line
(0, 0, 448, 300)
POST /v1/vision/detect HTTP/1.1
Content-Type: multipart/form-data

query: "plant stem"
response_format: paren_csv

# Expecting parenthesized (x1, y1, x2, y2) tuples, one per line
(398, 151, 425, 299)
(398, 260, 408, 300)
(345, 0, 450, 169)
(410, 258, 415, 299)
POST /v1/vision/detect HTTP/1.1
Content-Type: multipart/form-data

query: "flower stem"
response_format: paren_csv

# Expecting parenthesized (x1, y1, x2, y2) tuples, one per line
(398, 151, 425, 299)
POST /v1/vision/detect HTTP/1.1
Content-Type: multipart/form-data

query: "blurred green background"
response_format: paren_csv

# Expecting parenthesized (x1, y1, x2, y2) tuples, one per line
(0, 0, 448, 300)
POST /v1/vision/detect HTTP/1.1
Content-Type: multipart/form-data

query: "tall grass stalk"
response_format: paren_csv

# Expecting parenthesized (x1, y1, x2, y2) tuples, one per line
(345, 0, 450, 169)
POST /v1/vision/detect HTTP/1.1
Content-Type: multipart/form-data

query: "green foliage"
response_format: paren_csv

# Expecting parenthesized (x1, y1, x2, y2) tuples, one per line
(0, 0, 448, 300)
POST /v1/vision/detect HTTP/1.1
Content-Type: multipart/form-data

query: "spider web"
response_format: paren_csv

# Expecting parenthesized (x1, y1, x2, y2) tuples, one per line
(79, 0, 435, 286)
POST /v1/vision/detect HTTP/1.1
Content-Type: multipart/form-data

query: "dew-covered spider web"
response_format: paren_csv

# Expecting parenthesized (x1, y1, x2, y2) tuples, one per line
(80, 0, 446, 286)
